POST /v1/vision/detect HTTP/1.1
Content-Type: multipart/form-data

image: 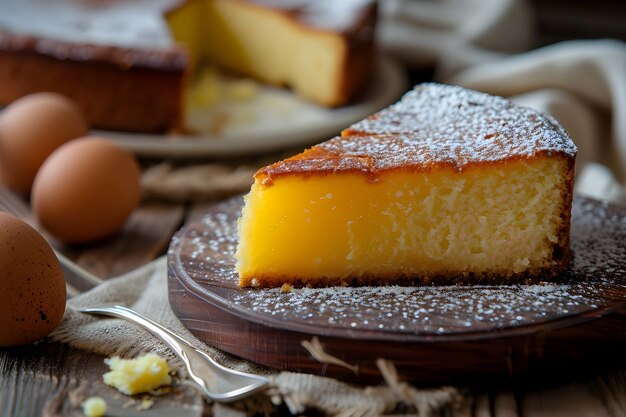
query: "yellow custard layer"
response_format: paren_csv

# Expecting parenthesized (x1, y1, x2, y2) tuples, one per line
(236, 155, 570, 287)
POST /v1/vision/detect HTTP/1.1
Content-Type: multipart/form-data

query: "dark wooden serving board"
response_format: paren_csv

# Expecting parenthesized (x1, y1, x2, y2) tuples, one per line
(167, 196, 626, 385)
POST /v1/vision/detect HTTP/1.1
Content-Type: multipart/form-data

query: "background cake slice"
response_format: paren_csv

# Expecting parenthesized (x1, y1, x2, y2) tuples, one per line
(0, 0, 376, 133)
(167, 0, 376, 108)
(236, 83, 577, 287)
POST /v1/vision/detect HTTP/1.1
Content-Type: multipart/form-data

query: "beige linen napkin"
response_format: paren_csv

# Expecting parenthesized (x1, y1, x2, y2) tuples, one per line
(141, 163, 256, 202)
(50, 257, 463, 416)
(378, 0, 533, 70)
(446, 39, 626, 204)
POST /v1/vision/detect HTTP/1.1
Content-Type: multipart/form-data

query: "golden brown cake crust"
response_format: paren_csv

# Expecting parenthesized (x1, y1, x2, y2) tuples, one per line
(0, 31, 187, 133)
(333, 2, 377, 107)
(553, 153, 576, 277)
(257, 84, 577, 184)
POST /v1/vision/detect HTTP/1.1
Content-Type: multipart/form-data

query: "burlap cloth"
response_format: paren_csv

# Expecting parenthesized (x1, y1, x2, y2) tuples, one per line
(51, 2, 626, 415)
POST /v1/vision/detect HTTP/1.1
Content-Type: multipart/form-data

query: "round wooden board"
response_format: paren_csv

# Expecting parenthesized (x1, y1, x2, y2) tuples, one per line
(167, 196, 626, 385)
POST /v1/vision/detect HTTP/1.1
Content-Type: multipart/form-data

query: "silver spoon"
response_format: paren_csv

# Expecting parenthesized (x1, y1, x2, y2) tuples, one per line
(80, 304, 270, 403)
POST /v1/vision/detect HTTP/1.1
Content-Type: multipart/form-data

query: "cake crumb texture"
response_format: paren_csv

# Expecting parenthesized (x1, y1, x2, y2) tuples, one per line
(82, 397, 106, 417)
(103, 353, 172, 396)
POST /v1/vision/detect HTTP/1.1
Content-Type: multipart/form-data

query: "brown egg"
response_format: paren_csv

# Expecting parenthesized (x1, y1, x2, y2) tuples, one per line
(0, 93, 89, 193)
(0, 212, 66, 347)
(31, 137, 141, 244)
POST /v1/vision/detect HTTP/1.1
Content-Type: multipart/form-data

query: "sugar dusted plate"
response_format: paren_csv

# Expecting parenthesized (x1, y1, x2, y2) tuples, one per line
(167, 195, 626, 384)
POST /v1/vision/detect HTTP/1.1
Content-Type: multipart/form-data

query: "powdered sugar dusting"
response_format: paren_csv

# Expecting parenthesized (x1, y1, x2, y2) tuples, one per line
(170, 196, 626, 337)
(232, 284, 582, 333)
(250, 0, 374, 32)
(261, 84, 577, 179)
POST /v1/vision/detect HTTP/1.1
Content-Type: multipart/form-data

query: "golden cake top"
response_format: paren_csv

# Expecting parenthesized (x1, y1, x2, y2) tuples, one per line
(0, 0, 186, 70)
(0, 0, 177, 50)
(257, 83, 577, 183)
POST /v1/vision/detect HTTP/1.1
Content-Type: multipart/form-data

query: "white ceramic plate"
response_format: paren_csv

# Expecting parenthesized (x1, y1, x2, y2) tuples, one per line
(97, 55, 408, 158)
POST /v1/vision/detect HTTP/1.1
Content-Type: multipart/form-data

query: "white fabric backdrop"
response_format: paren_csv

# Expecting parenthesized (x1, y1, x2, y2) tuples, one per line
(379, 0, 626, 204)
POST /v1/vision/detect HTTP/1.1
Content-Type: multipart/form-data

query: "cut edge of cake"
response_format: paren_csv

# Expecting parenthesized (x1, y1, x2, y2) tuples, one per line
(166, 0, 377, 108)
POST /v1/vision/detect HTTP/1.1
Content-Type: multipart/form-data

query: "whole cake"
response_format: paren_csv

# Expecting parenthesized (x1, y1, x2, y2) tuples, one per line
(0, 0, 376, 133)
(236, 83, 577, 287)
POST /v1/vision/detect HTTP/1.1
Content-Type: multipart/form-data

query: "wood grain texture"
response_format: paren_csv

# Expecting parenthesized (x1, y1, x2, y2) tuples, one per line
(60, 201, 184, 278)
(0, 341, 206, 417)
(0, 184, 184, 279)
(168, 195, 626, 385)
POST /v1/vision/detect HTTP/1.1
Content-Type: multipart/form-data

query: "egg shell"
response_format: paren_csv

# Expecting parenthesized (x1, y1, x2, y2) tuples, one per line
(0, 212, 66, 347)
(31, 137, 141, 244)
(0, 93, 88, 193)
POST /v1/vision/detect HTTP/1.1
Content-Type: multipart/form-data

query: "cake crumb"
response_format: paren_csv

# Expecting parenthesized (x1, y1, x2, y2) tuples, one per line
(103, 353, 172, 396)
(137, 397, 154, 411)
(122, 398, 136, 408)
(281, 283, 293, 293)
(82, 397, 106, 417)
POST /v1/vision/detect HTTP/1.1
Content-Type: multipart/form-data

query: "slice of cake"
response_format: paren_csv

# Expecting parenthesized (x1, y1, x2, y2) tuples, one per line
(236, 83, 577, 287)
